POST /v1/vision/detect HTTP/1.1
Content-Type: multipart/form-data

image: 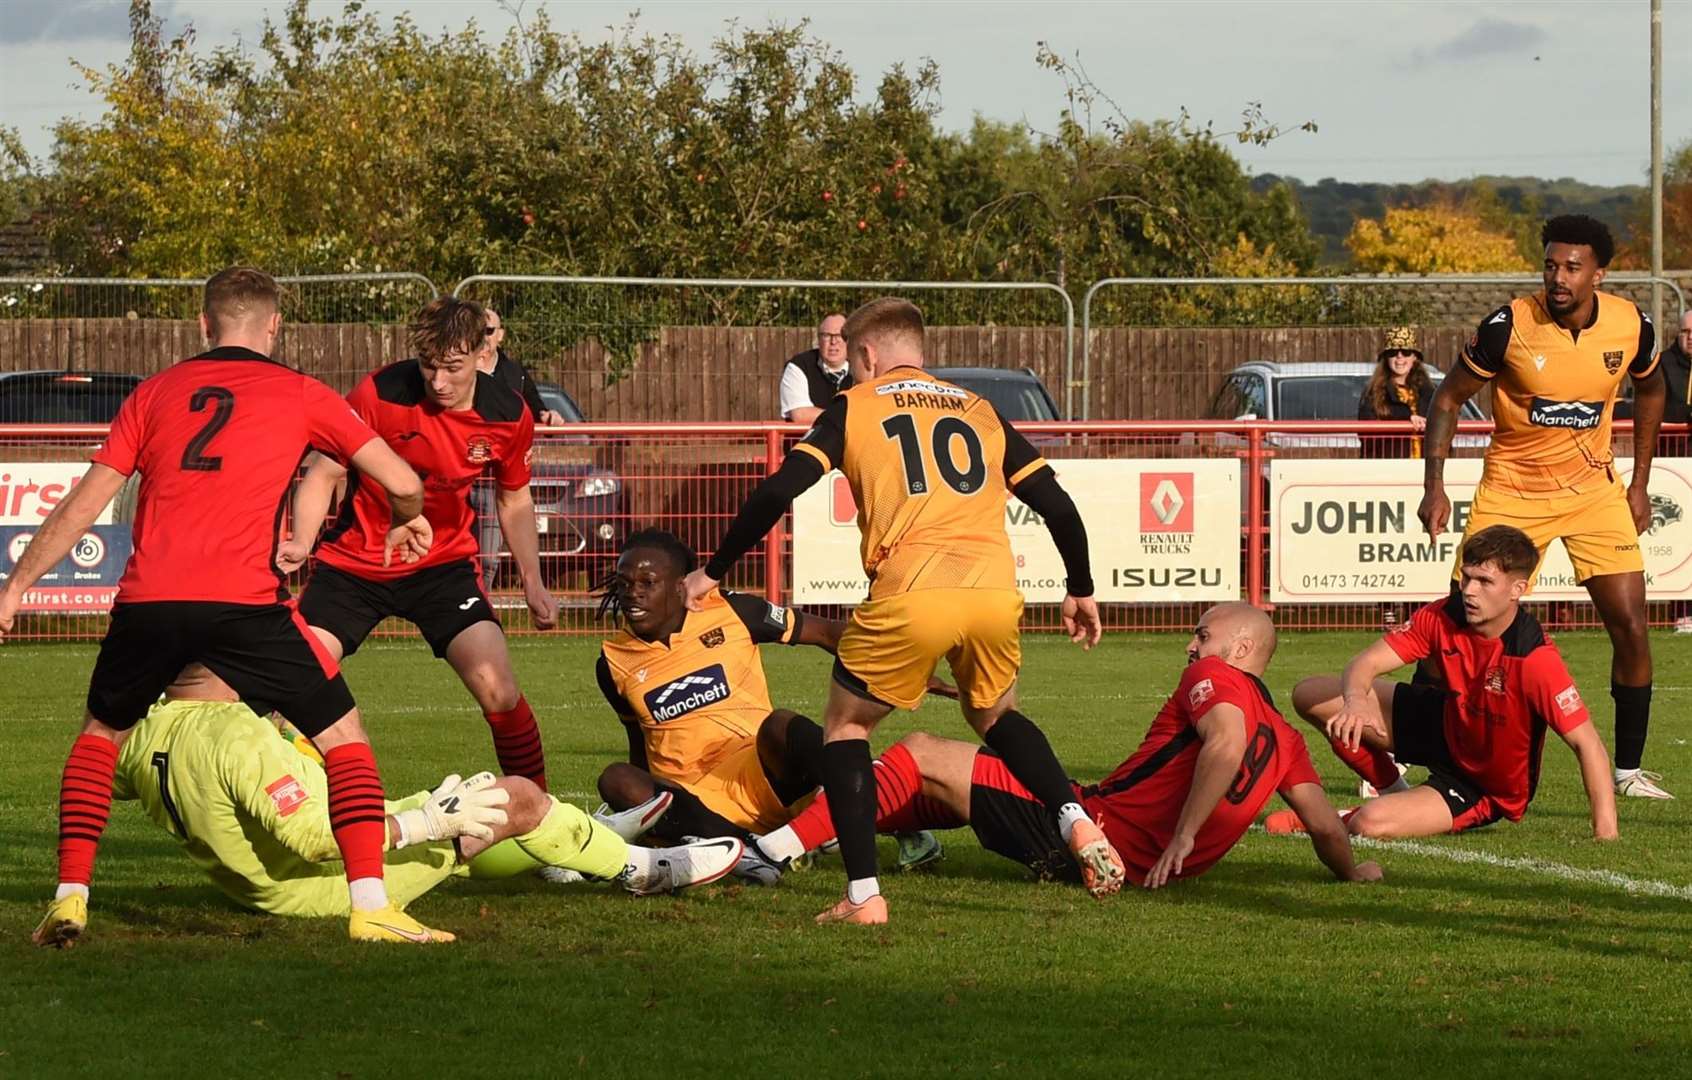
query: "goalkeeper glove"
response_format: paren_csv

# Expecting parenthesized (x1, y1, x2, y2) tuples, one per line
(393, 772, 510, 849)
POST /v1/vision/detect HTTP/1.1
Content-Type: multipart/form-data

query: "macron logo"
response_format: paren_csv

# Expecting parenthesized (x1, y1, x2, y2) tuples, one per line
(644, 664, 731, 722)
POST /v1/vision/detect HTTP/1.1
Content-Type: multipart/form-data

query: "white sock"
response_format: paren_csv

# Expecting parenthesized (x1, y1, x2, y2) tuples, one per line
(55, 883, 90, 901)
(1616, 767, 1640, 782)
(846, 876, 881, 904)
(1383, 777, 1411, 794)
(757, 826, 805, 863)
(621, 846, 656, 889)
(347, 876, 389, 912)
(1056, 802, 1089, 844)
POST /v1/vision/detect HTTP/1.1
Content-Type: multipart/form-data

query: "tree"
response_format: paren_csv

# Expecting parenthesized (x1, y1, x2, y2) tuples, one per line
(1346, 202, 1531, 274)
(1623, 137, 1692, 269)
(39, 1, 945, 289)
(27, 3, 1341, 345)
(938, 48, 1320, 293)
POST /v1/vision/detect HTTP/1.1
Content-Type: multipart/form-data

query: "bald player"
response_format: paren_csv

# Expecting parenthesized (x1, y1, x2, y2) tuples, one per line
(754, 603, 1382, 889)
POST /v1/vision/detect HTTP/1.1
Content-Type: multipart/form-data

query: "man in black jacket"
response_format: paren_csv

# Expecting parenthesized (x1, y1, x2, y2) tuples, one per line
(779, 313, 851, 423)
(1660, 310, 1691, 455)
(481, 306, 565, 426)
(1662, 311, 1692, 634)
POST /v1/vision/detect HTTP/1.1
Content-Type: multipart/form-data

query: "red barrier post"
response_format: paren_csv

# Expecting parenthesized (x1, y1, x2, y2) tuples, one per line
(1246, 424, 1266, 610)
(764, 427, 784, 603)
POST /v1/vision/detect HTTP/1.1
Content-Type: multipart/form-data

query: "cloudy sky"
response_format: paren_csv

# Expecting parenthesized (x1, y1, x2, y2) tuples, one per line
(3, 0, 1688, 186)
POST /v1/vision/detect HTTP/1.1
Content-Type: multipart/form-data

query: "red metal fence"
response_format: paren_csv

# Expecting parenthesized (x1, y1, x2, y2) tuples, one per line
(2, 420, 1687, 642)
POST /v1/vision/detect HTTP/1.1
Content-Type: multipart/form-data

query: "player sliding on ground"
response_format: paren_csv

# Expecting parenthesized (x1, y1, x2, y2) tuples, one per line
(751, 603, 1382, 889)
(592, 529, 941, 880)
(1278, 525, 1618, 841)
(285, 297, 557, 791)
(111, 664, 743, 929)
(3, 268, 451, 948)
(684, 297, 1117, 925)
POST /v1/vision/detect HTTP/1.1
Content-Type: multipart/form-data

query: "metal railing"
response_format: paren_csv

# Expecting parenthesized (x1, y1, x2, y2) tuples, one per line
(4, 418, 1688, 642)
(452, 274, 1077, 418)
(0, 273, 441, 397)
(1081, 274, 1690, 421)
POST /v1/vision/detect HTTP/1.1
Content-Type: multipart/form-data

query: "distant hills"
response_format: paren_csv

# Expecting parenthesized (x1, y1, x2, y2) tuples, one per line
(1255, 174, 1644, 268)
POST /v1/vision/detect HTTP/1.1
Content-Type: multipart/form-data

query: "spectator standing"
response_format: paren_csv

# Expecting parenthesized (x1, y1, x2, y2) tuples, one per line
(481, 306, 566, 426)
(779, 313, 851, 423)
(1659, 311, 1692, 634)
(1357, 326, 1433, 459)
(1658, 310, 1691, 456)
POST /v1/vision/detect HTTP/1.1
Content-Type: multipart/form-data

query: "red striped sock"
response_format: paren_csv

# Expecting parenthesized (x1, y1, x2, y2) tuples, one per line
(789, 742, 941, 850)
(881, 793, 967, 833)
(57, 734, 120, 886)
(1328, 737, 1401, 790)
(324, 743, 387, 882)
(485, 697, 546, 788)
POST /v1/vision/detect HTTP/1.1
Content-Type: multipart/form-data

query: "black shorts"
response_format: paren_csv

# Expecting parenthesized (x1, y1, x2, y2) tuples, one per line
(967, 750, 1082, 884)
(1389, 681, 1504, 831)
(298, 559, 498, 658)
(87, 601, 356, 737)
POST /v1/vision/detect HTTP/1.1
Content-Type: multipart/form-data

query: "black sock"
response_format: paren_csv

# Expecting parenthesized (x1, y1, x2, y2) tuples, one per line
(648, 782, 754, 844)
(769, 713, 826, 805)
(982, 711, 1078, 819)
(821, 739, 878, 882)
(1612, 682, 1652, 772)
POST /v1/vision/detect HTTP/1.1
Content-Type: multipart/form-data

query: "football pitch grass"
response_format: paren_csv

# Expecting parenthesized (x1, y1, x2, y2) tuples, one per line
(3, 630, 1690, 1078)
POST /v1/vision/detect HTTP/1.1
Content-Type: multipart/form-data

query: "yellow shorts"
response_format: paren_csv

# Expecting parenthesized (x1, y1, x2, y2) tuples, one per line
(836, 587, 1023, 711)
(664, 741, 791, 834)
(1455, 476, 1644, 586)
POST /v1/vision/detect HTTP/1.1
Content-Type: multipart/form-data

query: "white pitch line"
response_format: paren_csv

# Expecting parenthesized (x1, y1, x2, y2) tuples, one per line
(1260, 828, 1692, 901)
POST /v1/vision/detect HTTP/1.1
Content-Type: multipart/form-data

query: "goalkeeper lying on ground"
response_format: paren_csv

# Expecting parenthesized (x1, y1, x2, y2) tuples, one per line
(111, 664, 743, 938)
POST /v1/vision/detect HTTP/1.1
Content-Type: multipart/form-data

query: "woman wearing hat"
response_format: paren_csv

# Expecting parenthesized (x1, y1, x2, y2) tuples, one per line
(1357, 326, 1433, 459)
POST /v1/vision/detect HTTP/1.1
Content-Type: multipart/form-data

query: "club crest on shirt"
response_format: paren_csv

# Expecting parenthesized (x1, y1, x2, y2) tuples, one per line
(265, 775, 309, 817)
(467, 436, 494, 464)
(1485, 667, 1506, 694)
(1603, 350, 1624, 375)
(698, 627, 725, 649)
(1188, 678, 1214, 709)
(1555, 685, 1583, 716)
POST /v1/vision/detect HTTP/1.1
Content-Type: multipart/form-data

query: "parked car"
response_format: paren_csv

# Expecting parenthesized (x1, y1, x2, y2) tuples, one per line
(0, 370, 143, 424)
(1207, 361, 1487, 449)
(471, 381, 626, 588)
(0, 372, 147, 522)
(534, 381, 585, 423)
(927, 366, 1060, 422)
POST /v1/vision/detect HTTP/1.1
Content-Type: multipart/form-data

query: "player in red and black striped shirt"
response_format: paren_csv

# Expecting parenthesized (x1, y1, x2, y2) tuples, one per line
(1, 268, 486, 948)
(285, 298, 556, 789)
(751, 603, 1383, 889)
(1287, 525, 1618, 839)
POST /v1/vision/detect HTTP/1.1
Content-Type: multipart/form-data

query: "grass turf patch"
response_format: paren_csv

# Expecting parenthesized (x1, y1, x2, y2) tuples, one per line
(2, 630, 1689, 1077)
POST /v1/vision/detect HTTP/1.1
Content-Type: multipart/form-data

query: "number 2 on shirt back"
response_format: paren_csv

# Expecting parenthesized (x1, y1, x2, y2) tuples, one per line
(880, 413, 987, 496)
(181, 386, 235, 472)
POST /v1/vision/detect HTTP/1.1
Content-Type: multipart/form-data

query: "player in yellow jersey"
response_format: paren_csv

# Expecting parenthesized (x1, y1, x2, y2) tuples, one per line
(592, 528, 945, 882)
(683, 297, 1117, 926)
(1419, 215, 1671, 800)
(107, 664, 743, 933)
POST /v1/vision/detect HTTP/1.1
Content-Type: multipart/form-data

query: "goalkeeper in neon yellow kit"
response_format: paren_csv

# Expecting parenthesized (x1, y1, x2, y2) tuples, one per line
(111, 665, 743, 932)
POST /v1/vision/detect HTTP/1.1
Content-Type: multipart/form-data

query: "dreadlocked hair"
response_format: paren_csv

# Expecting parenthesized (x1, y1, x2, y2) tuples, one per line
(593, 528, 699, 622)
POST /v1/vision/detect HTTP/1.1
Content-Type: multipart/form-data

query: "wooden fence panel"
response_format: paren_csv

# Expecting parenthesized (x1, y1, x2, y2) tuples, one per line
(1, 318, 1496, 420)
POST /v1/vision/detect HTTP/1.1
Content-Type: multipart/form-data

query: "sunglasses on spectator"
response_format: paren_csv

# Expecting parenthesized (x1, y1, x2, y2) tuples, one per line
(1382, 350, 1419, 359)
(484, 326, 500, 336)
(819, 332, 845, 342)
